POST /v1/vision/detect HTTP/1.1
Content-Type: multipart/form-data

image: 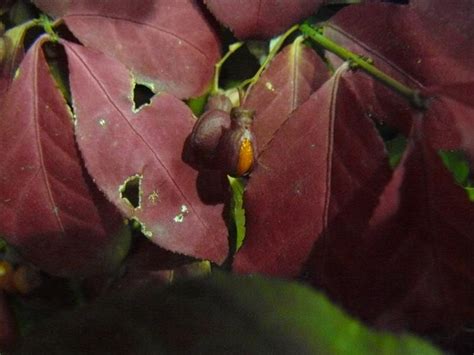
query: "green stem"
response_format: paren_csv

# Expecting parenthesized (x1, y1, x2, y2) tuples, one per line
(38, 14, 59, 42)
(238, 24, 299, 92)
(212, 41, 244, 94)
(299, 23, 426, 109)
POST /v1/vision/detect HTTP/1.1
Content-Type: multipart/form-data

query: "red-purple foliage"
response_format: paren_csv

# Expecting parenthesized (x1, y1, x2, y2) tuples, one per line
(235, 68, 391, 277)
(0, 292, 17, 352)
(64, 41, 228, 263)
(0, 38, 127, 277)
(34, 0, 221, 98)
(0, 0, 473, 342)
(234, 1, 474, 331)
(204, 0, 323, 39)
(243, 38, 329, 151)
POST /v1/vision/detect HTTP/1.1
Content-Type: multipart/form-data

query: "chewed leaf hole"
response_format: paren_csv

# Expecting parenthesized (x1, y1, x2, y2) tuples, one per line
(133, 83, 154, 111)
(130, 217, 153, 238)
(119, 174, 143, 209)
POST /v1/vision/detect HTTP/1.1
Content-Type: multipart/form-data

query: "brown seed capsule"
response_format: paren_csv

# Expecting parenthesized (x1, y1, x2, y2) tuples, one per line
(205, 93, 233, 113)
(216, 107, 256, 177)
(187, 109, 231, 169)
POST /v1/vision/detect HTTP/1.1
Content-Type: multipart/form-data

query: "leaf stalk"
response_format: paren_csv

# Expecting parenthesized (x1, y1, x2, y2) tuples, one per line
(38, 15, 59, 42)
(212, 41, 244, 95)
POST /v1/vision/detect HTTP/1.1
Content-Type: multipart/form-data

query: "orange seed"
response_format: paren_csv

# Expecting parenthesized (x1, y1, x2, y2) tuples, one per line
(236, 138, 254, 176)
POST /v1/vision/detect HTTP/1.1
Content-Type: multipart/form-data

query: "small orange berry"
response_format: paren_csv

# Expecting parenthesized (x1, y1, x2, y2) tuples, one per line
(236, 138, 254, 176)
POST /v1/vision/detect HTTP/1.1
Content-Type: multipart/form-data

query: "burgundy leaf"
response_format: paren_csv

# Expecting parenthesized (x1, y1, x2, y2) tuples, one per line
(0, 292, 17, 352)
(0, 37, 127, 277)
(324, 3, 474, 149)
(243, 38, 329, 152)
(426, 91, 474, 164)
(410, 0, 474, 41)
(307, 118, 474, 330)
(63, 41, 228, 263)
(328, 3, 472, 88)
(204, 0, 323, 39)
(233, 68, 391, 276)
(34, 0, 221, 99)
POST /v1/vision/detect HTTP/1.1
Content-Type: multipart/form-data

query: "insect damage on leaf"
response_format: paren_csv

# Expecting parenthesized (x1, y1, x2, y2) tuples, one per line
(132, 82, 155, 112)
(130, 217, 153, 238)
(265, 81, 275, 92)
(173, 205, 189, 224)
(119, 174, 143, 209)
(97, 118, 108, 127)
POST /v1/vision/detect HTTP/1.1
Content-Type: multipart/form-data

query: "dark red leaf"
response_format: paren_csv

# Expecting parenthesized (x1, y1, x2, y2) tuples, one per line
(307, 118, 474, 330)
(324, 2, 474, 149)
(234, 67, 391, 276)
(328, 3, 472, 88)
(293, 2, 474, 331)
(204, 0, 323, 39)
(243, 38, 329, 152)
(34, 0, 221, 99)
(0, 37, 127, 277)
(424, 91, 474, 163)
(0, 292, 17, 352)
(63, 41, 228, 263)
(410, 0, 474, 41)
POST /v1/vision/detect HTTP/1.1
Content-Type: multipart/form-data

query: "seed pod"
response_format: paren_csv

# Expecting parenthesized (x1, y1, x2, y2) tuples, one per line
(205, 93, 233, 113)
(216, 107, 256, 177)
(187, 109, 231, 169)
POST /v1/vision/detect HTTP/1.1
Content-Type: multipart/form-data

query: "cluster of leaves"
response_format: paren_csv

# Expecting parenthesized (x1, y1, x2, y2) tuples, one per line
(0, 0, 473, 353)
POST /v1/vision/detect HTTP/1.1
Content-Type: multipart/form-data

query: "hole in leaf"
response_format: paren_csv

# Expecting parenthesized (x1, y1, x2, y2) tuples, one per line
(130, 217, 153, 238)
(119, 174, 143, 209)
(133, 83, 154, 111)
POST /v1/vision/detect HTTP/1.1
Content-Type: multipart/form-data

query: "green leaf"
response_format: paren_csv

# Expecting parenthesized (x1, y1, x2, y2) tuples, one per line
(465, 187, 474, 202)
(439, 150, 470, 185)
(18, 273, 441, 354)
(187, 93, 208, 117)
(385, 134, 407, 169)
(228, 176, 246, 251)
